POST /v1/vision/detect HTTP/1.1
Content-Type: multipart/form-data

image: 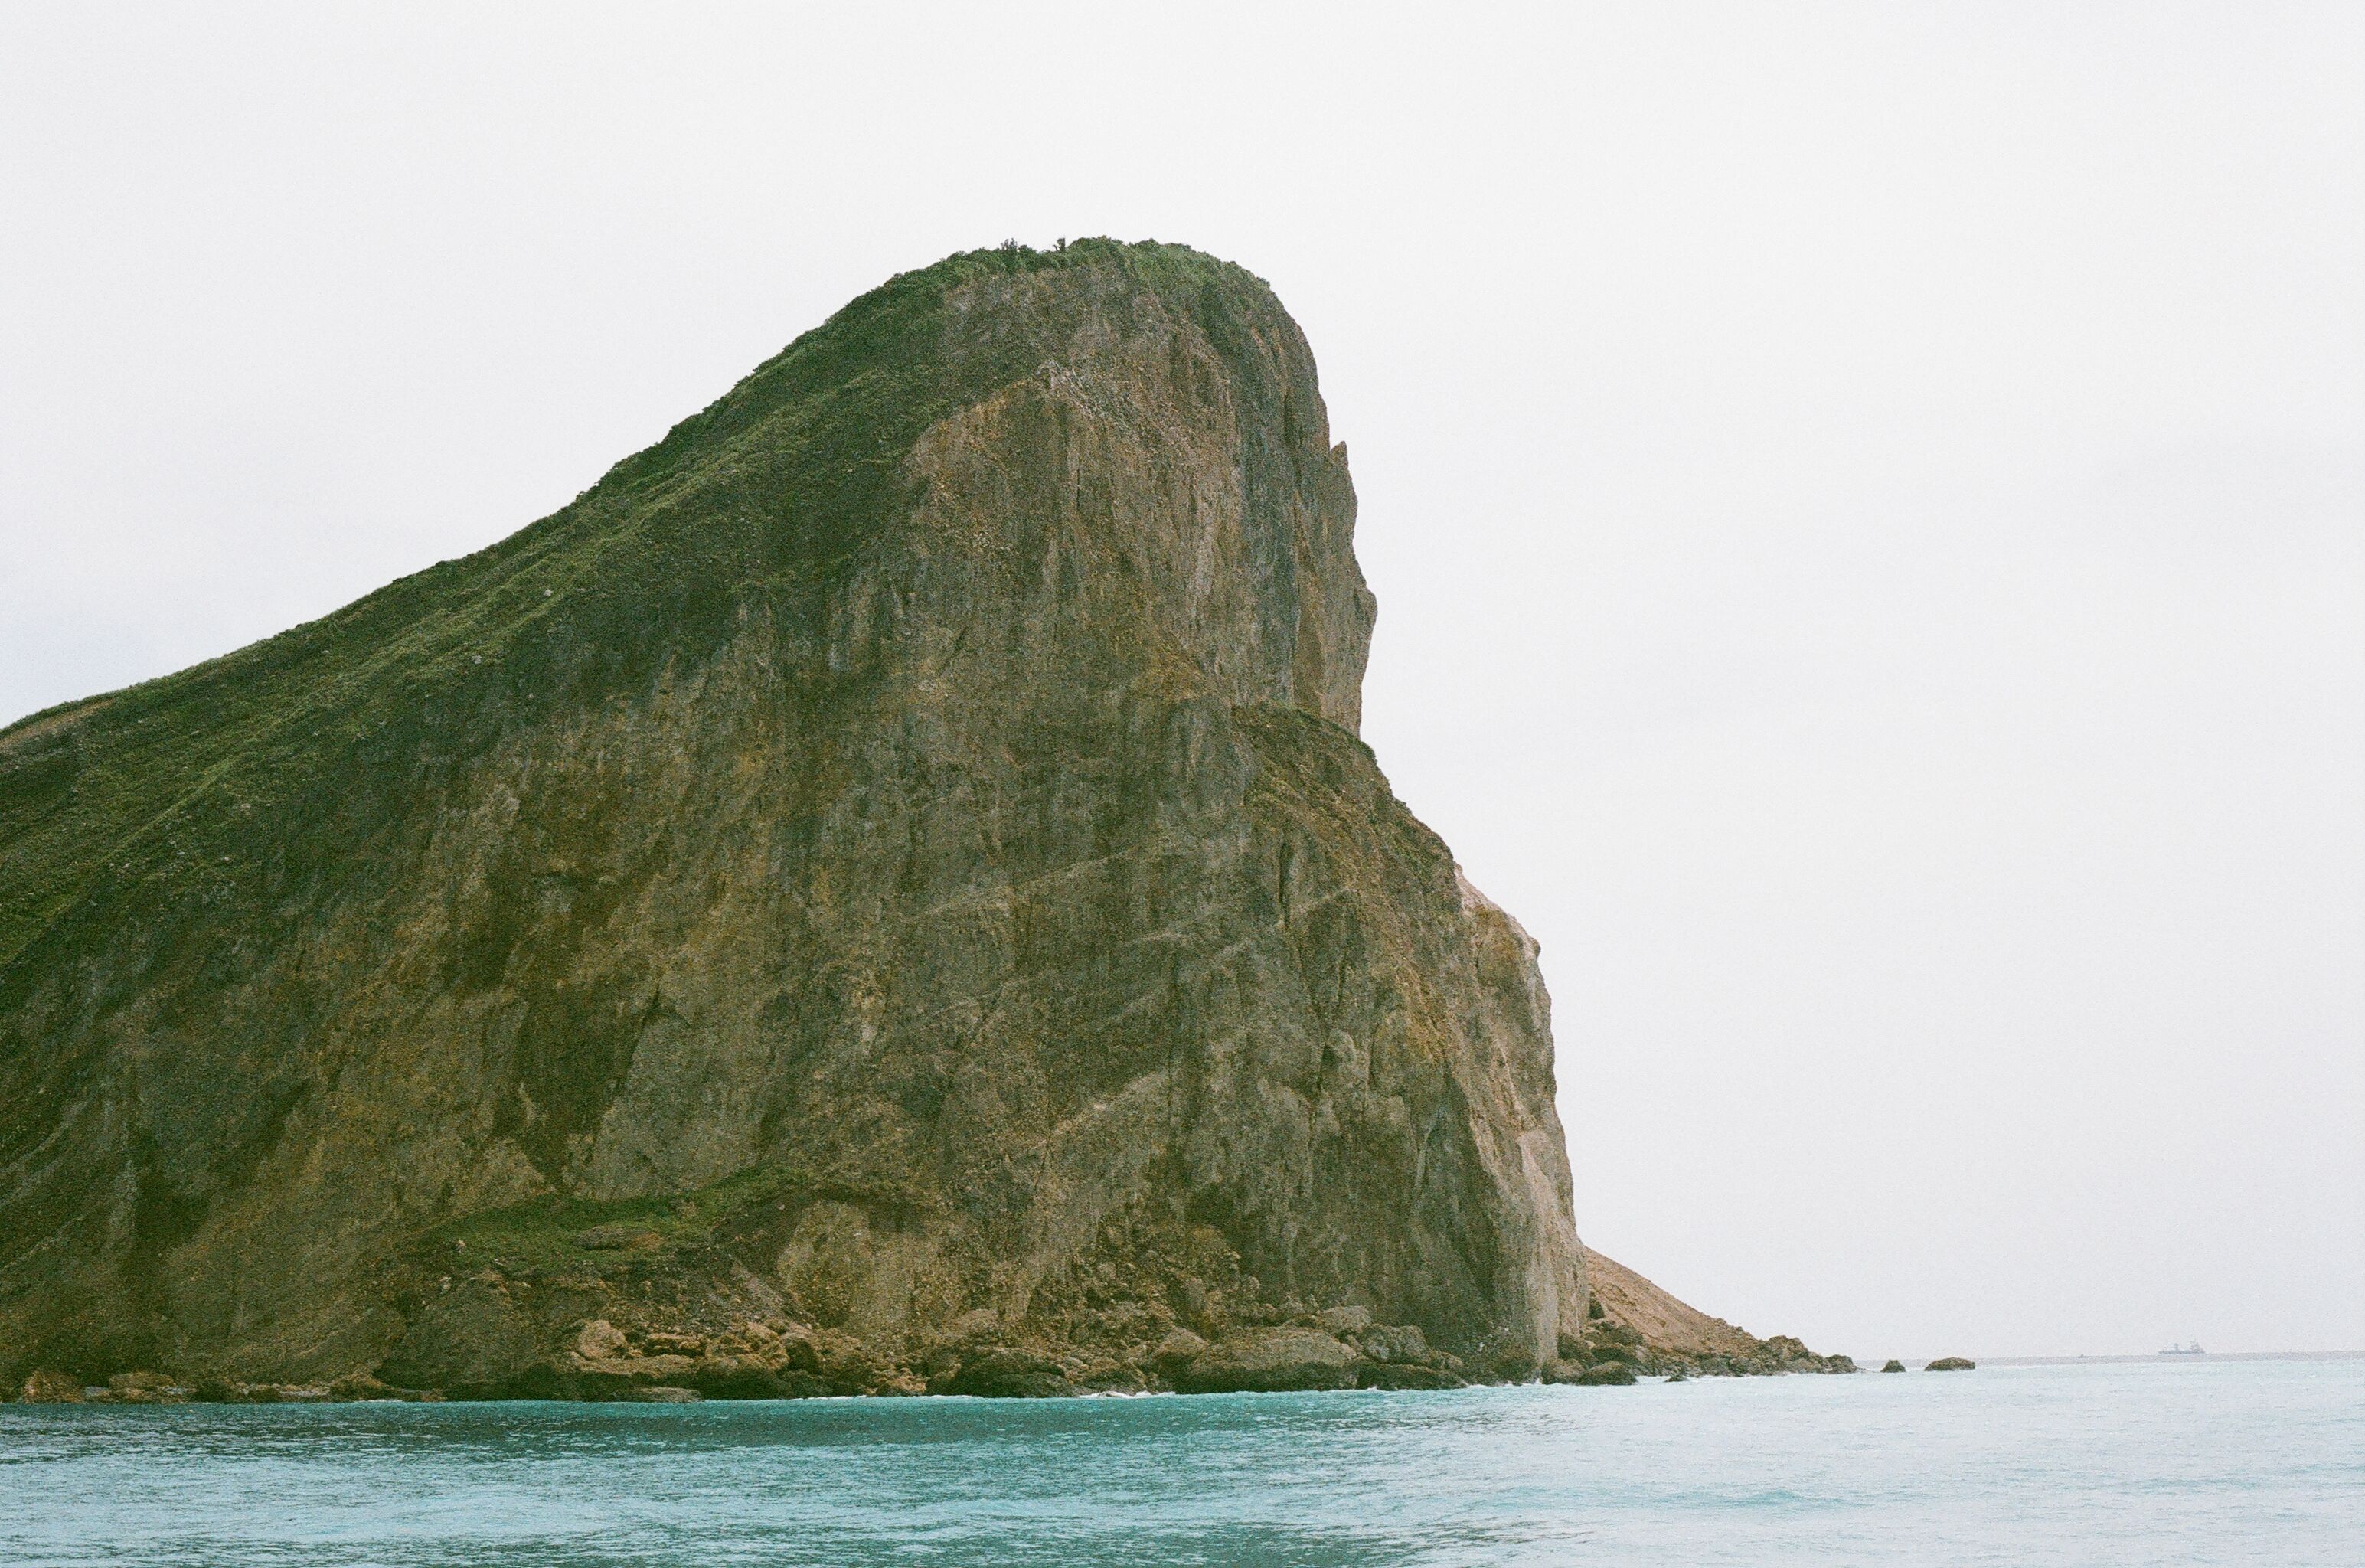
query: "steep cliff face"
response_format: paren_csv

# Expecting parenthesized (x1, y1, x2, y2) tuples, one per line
(0, 241, 1593, 1395)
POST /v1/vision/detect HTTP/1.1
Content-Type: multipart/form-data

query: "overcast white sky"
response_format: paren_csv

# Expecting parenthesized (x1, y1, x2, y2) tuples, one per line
(3, 2, 2358, 1360)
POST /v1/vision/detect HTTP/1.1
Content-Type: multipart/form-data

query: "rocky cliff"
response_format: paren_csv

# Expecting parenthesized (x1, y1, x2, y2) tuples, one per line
(1, 240, 1824, 1401)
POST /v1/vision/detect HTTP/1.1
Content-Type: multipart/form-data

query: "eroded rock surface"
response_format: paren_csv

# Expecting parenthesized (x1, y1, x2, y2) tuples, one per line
(0, 240, 1606, 1397)
(0, 241, 1853, 1402)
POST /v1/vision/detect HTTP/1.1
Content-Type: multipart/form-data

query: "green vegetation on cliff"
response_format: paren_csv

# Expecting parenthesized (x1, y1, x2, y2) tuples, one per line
(1, 239, 1602, 1399)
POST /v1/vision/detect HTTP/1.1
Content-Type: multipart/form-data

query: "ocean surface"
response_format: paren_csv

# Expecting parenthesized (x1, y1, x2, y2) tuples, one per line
(2, 1357, 2357, 1566)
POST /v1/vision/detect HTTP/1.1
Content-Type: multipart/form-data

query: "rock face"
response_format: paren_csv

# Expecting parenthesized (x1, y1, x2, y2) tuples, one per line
(1172, 1326, 1358, 1393)
(0, 240, 1596, 1396)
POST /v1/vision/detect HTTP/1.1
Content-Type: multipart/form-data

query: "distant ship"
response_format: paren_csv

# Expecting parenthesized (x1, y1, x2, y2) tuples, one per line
(2158, 1341, 2205, 1356)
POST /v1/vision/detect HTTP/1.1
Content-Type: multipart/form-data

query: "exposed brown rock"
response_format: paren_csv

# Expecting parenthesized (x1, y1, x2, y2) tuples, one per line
(574, 1319, 629, 1360)
(0, 240, 1834, 1401)
(939, 1346, 1073, 1399)
(1357, 1323, 1430, 1364)
(1175, 1326, 1358, 1393)
(1150, 1327, 1208, 1368)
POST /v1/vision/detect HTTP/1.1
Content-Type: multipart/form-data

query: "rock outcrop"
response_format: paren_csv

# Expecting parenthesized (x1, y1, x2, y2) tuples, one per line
(0, 240, 1840, 1400)
(1549, 1248, 1857, 1379)
(0, 240, 1600, 1396)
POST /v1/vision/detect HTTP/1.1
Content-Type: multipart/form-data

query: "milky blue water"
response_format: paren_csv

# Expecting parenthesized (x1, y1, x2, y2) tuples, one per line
(3, 1358, 2357, 1566)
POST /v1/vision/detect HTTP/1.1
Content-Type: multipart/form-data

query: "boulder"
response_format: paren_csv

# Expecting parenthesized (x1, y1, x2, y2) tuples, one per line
(686, 1355, 795, 1400)
(1358, 1325, 1430, 1365)
(1925, 1357, 1976, 1372)
(1313, 1305, 1374, 1336)
(19, 1369, 83, 1403)
(705, 1321, 820, 1377)
(1881, 1359, 1907, 1373)
(327, 1373, 397, 1401)
(709, 1319, 817, 1374)
(712, 1319, 777, 1352)
(625, 1385, 701, 1403)
(567, 1351, 700, 1398)
(1485, 1346, 1543, 1383)
(810, 1331, 905, 1396)
(106, 1370, 186, 1404)
(574, 1319, 630, 1360)
(1073, 1356, 1148, 1394)
(942, 1346, 1073, 1399)
(1150, 1328, 1209, 1370)
(1576, 1361, 1638, 1386)
(1175, 1328, 1357, 1393)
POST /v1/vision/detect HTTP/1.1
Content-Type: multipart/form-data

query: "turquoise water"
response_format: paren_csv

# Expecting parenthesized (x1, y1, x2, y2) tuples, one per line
(3, 1359, 2357, 1566)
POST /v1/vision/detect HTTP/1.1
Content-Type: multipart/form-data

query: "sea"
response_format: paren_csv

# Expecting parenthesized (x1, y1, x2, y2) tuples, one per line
(2, 1356, 2357, 1566)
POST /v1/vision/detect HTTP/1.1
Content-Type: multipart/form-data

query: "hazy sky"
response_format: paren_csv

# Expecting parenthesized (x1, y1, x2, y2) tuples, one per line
(3, 3, 2358, 1359)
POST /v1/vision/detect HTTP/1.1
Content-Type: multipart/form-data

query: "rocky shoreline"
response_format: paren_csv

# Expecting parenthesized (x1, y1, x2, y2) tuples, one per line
(12, 1329, 1855, 1407)
(9, 1268, 1854, 1406)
